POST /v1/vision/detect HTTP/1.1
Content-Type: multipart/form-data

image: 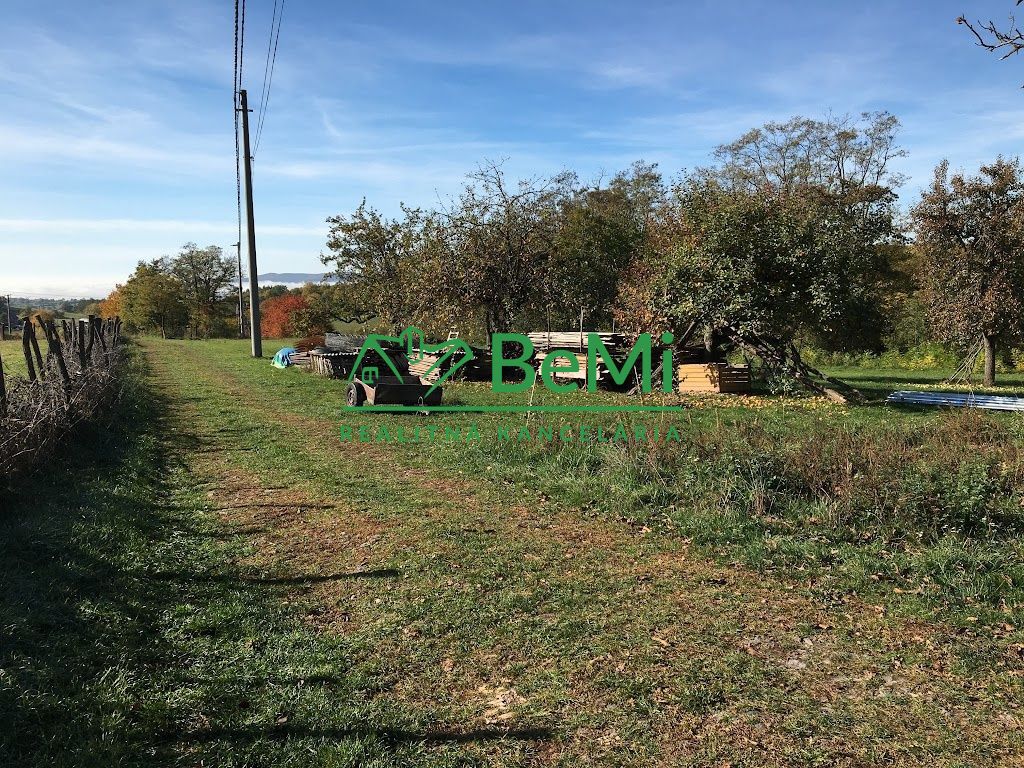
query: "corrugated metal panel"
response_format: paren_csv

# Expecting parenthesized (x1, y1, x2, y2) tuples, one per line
(886, 390, 1024, 412)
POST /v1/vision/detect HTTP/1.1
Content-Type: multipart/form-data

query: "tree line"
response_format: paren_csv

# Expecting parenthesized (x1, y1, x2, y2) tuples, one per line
(107, 111, 1024, 386)
(107, 244, 346, 340)
(321, 111, 1024, 386)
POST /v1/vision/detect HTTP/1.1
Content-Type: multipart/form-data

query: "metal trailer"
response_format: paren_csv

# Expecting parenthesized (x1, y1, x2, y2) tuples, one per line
(345, 346, 443, 407)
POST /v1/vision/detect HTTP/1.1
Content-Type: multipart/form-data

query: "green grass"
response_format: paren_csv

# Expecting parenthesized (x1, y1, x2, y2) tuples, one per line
(4, 338, 1024, 765)
(825, 365, 1024, 398)
(0, 338, 27, 378)
(170, 339, 1024, 627)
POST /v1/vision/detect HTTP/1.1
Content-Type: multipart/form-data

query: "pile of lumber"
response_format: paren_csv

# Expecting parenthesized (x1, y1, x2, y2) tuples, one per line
(525, 331, 627, 385)
(309, 350, 358, 379)
(408, 351, 448, 383)
(307, 334, 365, 378)
(526, 331, 627, 353)
(293, 335, 326, 352)
(407, 344, 489, 383)
(288, 350, 312, 368)
(324, 333, 365, 351)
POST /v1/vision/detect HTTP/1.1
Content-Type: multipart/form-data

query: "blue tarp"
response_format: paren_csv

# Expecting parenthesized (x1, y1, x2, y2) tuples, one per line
(272, 347, 297, 369)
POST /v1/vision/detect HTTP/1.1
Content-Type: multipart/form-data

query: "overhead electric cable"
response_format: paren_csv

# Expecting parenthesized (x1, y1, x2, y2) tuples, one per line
(254, 0, 285, 156)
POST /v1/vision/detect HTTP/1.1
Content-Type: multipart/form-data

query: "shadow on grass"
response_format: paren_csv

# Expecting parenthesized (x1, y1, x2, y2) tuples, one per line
(150, 568, 400, 585)
(178, 723, 553, 746)
(0, 361, 546, 766)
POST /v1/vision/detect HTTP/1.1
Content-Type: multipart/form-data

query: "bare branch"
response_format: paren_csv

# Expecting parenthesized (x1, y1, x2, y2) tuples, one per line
(958, 5, 1024, 59)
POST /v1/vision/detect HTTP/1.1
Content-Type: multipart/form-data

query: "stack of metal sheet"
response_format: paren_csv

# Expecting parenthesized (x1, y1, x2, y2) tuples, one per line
(886, 390, 1024, 412)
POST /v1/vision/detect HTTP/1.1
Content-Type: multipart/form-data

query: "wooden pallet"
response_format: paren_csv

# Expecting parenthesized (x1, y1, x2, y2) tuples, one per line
(677, 363, 750, 394)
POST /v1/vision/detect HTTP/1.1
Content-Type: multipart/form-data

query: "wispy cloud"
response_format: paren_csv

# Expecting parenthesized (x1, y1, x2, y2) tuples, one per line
(6, 0, 1024, 298)
(0, 218, 322, 236)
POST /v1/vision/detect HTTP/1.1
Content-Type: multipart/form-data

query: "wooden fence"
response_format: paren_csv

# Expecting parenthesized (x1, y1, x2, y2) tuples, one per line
(0, 315, 124, 479)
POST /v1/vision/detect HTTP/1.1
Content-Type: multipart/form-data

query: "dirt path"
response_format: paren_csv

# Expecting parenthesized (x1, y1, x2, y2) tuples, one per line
(143, 340, 1024, 767)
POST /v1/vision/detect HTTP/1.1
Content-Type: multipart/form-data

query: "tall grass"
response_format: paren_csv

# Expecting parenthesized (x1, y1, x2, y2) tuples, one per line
(442, 409, 1024, 619)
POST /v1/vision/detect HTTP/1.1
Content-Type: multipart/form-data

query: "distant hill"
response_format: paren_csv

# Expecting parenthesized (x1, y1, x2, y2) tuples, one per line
(257, 272, 336, 285)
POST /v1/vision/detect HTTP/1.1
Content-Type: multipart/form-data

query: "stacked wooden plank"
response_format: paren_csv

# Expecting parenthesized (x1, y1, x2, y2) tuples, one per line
(309, 350, 357, 379)
(526, 331, 626, 352)
(288, 351, 312, 368)
(537, 350, 590, 381)
(408, 351, 445, 382)
(677, 363, 751, 394)
(407, 344, 490, 383)
(525, 331, 626, 384)
(324, 333, 364, 351)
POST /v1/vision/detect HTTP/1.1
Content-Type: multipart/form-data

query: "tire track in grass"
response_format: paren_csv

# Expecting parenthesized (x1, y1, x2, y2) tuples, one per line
(145, 339, 1024, 767)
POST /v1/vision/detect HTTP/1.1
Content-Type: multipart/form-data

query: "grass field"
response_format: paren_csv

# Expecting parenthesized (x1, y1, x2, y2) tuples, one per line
(3, 338, 1024, 766)
(0, 338, 28, 377)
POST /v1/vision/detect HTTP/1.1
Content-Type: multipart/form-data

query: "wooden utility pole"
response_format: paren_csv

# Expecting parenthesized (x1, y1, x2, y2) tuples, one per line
(238, 89, 262, 357)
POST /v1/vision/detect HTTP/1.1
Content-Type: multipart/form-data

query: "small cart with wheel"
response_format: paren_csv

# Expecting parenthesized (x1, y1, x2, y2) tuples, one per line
(345, 346, 443, 407)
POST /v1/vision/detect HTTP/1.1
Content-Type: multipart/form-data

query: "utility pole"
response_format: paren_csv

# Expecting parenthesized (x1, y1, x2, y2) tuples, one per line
(238, 89, 262, 357)
(234, 241, 244, 338)
(5, 295, 11, 333)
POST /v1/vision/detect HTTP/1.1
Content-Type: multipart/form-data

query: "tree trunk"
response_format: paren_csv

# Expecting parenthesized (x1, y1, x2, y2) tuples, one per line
(983, 333, 997, 387)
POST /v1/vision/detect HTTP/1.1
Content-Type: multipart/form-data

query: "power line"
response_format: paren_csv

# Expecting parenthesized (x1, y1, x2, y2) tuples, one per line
(253, 0, 278, 149)
(254, 0, 284, 156)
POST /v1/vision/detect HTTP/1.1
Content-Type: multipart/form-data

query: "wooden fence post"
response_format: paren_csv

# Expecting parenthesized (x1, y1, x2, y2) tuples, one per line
(95, 317, 108, 356)
(85, 314, 96, 363)
(22, 320, 37, 382)
(0, 350, 6, 416)
(28, 321, 45, 378)
(37, 315, 70, 385)
(76, 320, 87, 370)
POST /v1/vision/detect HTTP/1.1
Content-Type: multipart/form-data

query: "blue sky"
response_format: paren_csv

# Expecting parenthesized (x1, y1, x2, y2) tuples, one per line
(2, 0, 1024, 297)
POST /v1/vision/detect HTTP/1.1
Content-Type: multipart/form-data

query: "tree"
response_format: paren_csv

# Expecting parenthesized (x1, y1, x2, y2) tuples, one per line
(98, 286, 124, 320)
(614, 171, 897, 399)
(712, 112, 906, 198)
(546, 163, 664, 329)
(322, 203, 431, 334)
(632, 113, 905, 339)
(613, 114, 903, 398)
(293, 283, 347, 335)
(169, 243, 237, 338)
(119, 260, 187, 337)
(910, 158, 1024, 386)
(444, 162, 576, 335)
(959, 3, 1024, 60)
(261, 293, 309, 338)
